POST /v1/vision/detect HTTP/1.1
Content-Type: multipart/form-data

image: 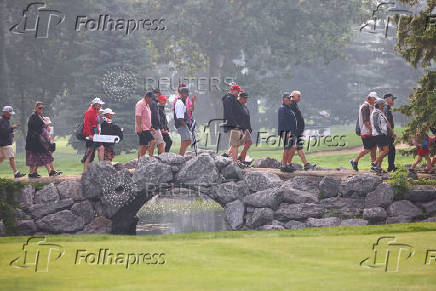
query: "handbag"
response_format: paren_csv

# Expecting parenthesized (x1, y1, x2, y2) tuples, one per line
(49, 142, 56, 152)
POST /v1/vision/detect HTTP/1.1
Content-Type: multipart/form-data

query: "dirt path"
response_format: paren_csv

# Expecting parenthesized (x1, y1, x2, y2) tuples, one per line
(307, 144, 410, 157)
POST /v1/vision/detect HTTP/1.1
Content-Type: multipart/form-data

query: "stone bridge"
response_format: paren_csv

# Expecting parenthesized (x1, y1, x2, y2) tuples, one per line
(6, 151, 436, 236)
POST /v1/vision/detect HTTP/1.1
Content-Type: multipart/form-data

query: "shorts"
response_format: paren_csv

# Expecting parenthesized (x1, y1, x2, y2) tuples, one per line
(227, 129, 252, 147)
(417, 148, 430, 157)
(283, 134, 303, 150)
(152, 129, 164, 145)
(361, 136, 376, 150)
(177, 126, 192, 141)
(85, 140, 103, 149)
(0, 145, 14, 159)
(137, 130, 154, 146)
(374, 135, 389, 147)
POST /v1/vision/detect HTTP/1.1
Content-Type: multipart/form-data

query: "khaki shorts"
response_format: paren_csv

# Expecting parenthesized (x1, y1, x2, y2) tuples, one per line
(152, 130, 165, 145)
(0, 145, 14, 159)
(228, 129, 252, 147)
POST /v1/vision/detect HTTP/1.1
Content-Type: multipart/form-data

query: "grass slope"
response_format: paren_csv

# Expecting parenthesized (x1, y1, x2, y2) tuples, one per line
(1, 223, 436, 290)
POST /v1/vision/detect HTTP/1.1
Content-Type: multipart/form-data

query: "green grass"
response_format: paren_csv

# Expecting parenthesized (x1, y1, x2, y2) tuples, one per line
(1, 223, 436, 290)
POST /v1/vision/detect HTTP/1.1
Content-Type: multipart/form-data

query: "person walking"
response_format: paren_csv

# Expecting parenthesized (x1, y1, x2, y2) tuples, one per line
(278, 93, 298, 172)
(0, 106, 25, 178)
(383, 93, 398, 172)
(288, 90, 316, 170)
(148, 89, 165, 155)
(135, 92, 155, 159)
(82, 98, 105, 172)
(173, 83, 197, 123)
(25, 102, 54, 178)
(370, 99, 390, 173)
(174, 87, 192, 156)
(350, 92, 378, 171)
(100, 108, 123, 162)
(41, 117, 62, 176)
(157, 95, 172, 152)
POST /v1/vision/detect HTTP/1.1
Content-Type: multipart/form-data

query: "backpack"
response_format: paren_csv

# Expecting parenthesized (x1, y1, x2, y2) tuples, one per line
(355, 118, 361, 136)
(75, 123, 86, 141)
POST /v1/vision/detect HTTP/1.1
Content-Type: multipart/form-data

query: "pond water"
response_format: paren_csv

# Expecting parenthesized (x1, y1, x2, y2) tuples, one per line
(136, 197, 228, 235)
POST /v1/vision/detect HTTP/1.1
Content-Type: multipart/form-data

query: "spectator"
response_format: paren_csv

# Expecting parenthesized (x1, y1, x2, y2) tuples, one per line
(157, 95, 173, 152)
(410, 130, 435, 173)
(350, 92, 378, 171)
(100, 108, 123, 162)
(383, 93, 398, 172)
(0, 106, 25, 178)
(370, 99, 390, 173)
(148, 88, 165, 155)
(173, 83, 197, 123)
(82, 98, 105, 172)
(174, 87, 192, 156)
(288, 90, 316, 171)
(278, 93, 298, 172)
(41, 117, 62, 176)
(135, 92, 155, 158)
(25, 101, 53, 178)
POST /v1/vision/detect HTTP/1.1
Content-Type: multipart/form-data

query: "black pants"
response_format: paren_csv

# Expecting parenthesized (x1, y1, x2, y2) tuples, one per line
(387, 136, 396, 170)
(162, 132, 172, 152)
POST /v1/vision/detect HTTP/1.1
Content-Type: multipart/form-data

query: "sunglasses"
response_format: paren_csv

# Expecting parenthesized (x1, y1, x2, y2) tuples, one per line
(37, 107, 44, 110)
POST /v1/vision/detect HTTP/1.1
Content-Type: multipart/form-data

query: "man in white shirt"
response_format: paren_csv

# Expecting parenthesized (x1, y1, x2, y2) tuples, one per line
(174, 87, 192, 156)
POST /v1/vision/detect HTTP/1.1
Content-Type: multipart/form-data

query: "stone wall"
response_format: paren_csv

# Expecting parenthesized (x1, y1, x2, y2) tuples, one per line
(6, 151, 436, 236)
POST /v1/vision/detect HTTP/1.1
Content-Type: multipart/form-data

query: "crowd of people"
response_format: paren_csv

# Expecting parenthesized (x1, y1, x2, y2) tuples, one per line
(1, 84, 436, 178)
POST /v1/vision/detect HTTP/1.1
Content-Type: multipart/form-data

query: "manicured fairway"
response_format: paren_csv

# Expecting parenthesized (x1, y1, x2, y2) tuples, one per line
(1, 223, 436, 290)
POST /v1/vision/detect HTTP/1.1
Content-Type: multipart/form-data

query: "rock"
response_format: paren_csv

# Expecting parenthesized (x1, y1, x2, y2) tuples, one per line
(340, 219, 368, 226)
(171, 166, 180, 173)
(221, 163, 243, 180)
(257, 224, 285, 231)
(157, 152, 186, 165)
(274, 203, 324, 221)
(71, 200, 95, 224)
(133, 158, 173, 192)
(210, 181, 250, 206)
(422, 200, 436, 216)
(279, 186, 318, 204)
(386, 216, 414, 224)
(16, 185, 34, 209)
(57, 180, 84, 201)
(290, 163, 303, 170)
(407, 170, 418, 180)
(33, 184, 59, 204)
(307, 217, 341, 227)
(123, 159, 138, 169)
(271, 220, 285, 227)
(403, 186, 436, 203)
(224, 200, 245, 230)
(423, 217, 436, 222)
(363, 207, 387, 224)
(243, 188, 282, 210)
(253, 157, 280, 169)
(175, 153, 219, 186)
(387, 200, 424, 219)
(112, 162, 124, 171)
(319, 177, 340, 198)
(81, 162, 118, 199)
(320, 197, 364, 218)
(365, 183, 394, 208)
(285, 176, 321, 194)
(16, 220, 37, 235)
(82, 216, 112, 234)
(244, 171, 281, 192)
(29, 199, 74, 219)
(284, 220, 307, 229)
(214, 155, 232, 170)
(340, 175, 382, 198)
(36, 210, 85, 233)
(247, 208, 274, 228)
(15, 208, 31, 220)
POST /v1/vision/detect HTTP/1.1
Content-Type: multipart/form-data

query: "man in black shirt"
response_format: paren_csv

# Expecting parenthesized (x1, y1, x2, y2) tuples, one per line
(157, 95, 172, 152)
(0, 106, 25, 178)
(289, 91, 316, 171)
(149, 88, 165, 155)
(383, 93, 397, 172)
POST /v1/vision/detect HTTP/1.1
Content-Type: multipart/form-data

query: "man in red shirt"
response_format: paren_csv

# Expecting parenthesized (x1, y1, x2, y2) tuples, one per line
(82, 97, 105, 172)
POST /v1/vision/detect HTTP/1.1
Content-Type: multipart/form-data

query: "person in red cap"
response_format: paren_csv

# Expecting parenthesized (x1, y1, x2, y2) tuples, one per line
(157, 95, 173, 152)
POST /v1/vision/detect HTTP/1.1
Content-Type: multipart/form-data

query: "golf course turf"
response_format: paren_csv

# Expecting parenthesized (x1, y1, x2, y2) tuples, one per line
(1, 223, 436, 290)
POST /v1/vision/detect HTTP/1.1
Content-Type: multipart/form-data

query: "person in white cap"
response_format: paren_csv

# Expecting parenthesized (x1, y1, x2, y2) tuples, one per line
(370, 98, 390, 173)
(100, 108, 123, 162)
(0, 106, 25, 178)
(82, 97, 105, 172)
(350, 92, 378, 171)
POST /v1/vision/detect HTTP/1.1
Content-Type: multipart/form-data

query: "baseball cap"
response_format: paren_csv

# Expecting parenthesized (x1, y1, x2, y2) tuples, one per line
(230, 84, 244, 92)
(102, 108, 115, 115)
(375, 99, 386, 106)
(42, 117, 52, 125)
(290, 90, 301, 97)
(180, 87, 189, 94)
(158, 95, 168, 102)
(152, 88, 161, 94)
(2, 106, 15, 115)
(282, 92, 290, 99)
(145, 91, 153, 98)
(367, 92, 378, 99)
(178, 82, 187, 88)
(239, 92, 249, 98)
(383, 93, 397, 100)
(91, 97, 105, 105)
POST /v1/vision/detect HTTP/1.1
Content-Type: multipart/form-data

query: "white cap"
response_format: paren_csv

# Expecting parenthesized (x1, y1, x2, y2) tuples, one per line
(368, 92, 378, 99)
(91, 97, 105, 105)
(2, 106, 15, 115)
(42, 117, 52, 125)
(102, 108, 115, 115)
(290, 90, 301, 97)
